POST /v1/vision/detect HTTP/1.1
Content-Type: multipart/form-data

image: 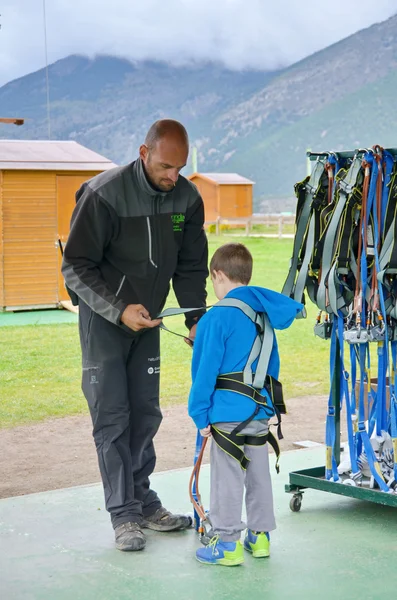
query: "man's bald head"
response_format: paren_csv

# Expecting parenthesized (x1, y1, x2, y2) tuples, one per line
(140, 119, 190, 192)
(145, 119, 189, 151)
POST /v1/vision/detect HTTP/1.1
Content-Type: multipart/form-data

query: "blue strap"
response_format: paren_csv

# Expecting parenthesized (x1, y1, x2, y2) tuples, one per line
(390, 342, 397, 481)
(371, 154, 390, 433)
(349, 344, 362, 457)
(325, 323, 340, 482)
(337, 315, 359, 474)
(357, 343, 389, 491)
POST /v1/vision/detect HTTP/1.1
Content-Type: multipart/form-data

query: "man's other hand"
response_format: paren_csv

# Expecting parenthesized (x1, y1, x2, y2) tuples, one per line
(184, 323, 197, 348)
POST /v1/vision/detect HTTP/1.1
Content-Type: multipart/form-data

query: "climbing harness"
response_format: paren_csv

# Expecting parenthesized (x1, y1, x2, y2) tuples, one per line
(283, 145, 397, 493)
(211, 299, 284, 473)
(158, 298, 287, 541)
(158, 299, 285, 472)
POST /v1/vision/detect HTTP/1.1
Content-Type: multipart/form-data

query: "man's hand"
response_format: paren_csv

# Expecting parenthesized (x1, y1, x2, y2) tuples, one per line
(184, 323, 197, 348)
(121, 304, 162, 332)
(200, 426, 211, 438)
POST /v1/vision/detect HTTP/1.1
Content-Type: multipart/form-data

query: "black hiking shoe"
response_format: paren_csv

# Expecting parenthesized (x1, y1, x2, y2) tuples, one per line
(115, 522, 146, 551)
(141, 506, 192, 532)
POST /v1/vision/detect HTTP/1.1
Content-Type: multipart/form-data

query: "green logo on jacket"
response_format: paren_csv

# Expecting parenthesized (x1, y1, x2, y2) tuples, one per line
(171, 213, 185, 232)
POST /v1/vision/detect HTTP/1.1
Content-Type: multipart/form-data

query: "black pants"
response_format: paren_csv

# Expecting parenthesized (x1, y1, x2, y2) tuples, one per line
(79, 302, 162, 528)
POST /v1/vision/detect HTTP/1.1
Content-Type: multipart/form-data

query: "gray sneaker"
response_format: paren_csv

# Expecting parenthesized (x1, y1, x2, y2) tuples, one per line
(114, 522, 146, 551)
(141, 506, 192, 532)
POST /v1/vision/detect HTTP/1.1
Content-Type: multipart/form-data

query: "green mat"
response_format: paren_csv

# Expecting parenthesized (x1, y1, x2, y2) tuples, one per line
(0, 309, 78, 327)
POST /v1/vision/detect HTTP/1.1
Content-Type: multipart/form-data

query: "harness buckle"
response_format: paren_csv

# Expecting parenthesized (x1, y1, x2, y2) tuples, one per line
(343, 327, 369, 345)
(338, 178, 354, 196)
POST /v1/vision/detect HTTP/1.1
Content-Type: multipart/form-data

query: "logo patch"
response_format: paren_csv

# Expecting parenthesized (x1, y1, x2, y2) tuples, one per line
(148, 366, 160, 375)
(171, 213, 185, 232)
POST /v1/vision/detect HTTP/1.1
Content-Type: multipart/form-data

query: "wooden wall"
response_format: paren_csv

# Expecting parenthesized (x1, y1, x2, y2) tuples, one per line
(189, 176, 218, 221)
(219, 185, 252, 218)
(1, 170, 58, 308)
(0, 171, 3, 307)
(0, 170, 98, 310)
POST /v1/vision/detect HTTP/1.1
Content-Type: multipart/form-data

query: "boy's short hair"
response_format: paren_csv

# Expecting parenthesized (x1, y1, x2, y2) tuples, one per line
(210, 243, 253, 285)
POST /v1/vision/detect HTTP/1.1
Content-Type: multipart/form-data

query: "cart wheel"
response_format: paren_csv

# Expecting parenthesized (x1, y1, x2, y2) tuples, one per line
(289, 494, 302, 512)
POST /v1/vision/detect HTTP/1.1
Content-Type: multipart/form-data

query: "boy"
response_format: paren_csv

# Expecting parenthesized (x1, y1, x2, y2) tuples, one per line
(188, 243, 302, 566)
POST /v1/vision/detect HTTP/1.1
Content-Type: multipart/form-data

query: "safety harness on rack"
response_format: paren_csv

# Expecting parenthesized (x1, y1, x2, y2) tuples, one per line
(317, 154, 363, 319)
(158, 298, 286, 473)
(282, 159, 328, 317)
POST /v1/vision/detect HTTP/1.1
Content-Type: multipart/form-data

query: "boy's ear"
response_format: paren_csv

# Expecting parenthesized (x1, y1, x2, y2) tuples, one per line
(212, 270, 223, 282)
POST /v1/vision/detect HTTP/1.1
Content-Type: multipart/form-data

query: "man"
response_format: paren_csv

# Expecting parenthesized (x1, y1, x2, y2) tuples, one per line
(62, 120, 208, 552)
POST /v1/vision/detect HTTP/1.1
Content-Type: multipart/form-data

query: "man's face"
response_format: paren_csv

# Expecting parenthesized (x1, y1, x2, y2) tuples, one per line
(140, 137, 188, 192)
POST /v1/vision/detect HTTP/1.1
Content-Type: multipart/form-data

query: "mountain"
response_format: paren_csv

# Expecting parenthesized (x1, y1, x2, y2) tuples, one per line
(0, 56, 275, 177)
(1, 14, 397, 208)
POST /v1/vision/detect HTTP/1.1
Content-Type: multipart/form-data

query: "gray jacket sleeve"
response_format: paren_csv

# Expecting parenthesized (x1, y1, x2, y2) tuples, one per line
(61, 183, 128, 324)
(172, 193, 209, 330)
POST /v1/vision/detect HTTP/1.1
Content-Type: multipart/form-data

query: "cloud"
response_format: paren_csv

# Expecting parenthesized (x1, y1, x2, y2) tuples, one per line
(0, 0, 396, 86)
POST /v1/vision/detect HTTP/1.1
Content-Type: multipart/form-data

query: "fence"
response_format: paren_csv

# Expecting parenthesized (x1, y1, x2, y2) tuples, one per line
(205, 214, 295, 238)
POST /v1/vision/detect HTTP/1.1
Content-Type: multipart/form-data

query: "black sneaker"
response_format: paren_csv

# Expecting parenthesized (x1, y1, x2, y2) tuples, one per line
(114, 522, 146, 551)
(141, 506, 192, 532)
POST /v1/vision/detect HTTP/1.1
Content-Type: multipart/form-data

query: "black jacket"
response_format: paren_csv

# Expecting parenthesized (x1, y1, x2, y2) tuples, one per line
(62, 158, 208, 331)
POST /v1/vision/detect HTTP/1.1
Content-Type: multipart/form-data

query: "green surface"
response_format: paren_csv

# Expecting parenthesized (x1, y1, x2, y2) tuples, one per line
(0, 235, 331, 428)
(0, 309, 77, 327)
(1, 447, 397, 600)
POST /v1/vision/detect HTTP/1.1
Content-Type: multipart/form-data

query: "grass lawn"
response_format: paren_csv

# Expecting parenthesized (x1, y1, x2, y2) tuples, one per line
(0, 235, 330, 428)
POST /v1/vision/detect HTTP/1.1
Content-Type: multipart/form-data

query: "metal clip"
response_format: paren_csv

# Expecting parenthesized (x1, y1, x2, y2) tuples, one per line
(343, 328, 369, 345)
(199, 516, 214, 546)
(314, 321, 332, 339)
(368, 325, 386, 342)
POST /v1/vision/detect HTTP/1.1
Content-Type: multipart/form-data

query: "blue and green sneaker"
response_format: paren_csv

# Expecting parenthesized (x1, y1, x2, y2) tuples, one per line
(244, 529, 270, 558)
(196, 535, 244, 566)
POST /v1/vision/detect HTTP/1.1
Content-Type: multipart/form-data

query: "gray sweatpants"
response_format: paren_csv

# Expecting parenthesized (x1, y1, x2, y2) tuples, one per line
(210, 419, 276, 542)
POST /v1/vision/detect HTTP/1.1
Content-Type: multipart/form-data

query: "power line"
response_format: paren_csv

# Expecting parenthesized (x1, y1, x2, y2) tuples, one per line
(42, 0, 51, 139)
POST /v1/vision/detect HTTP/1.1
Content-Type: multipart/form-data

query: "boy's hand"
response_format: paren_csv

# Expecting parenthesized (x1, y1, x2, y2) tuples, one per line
(200, 426, 211, 438)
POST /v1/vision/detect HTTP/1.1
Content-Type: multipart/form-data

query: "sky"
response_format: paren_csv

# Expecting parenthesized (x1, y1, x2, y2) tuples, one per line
(0, 0, 396, 87)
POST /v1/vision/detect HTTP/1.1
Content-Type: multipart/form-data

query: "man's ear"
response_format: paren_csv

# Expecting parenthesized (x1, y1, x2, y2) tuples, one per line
(139, 144, 148, 162)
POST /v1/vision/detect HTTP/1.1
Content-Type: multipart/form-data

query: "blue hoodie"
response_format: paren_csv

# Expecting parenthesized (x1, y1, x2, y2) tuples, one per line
(188, 286, 303, 430)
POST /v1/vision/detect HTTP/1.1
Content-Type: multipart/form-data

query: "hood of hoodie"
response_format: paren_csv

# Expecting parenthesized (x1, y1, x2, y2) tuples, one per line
(223, 286, 303, 330)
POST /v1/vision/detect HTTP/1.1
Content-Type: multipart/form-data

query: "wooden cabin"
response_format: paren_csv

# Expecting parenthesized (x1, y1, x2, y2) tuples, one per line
(187, 172, 254, 221)
(0, 140, 116, 311)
